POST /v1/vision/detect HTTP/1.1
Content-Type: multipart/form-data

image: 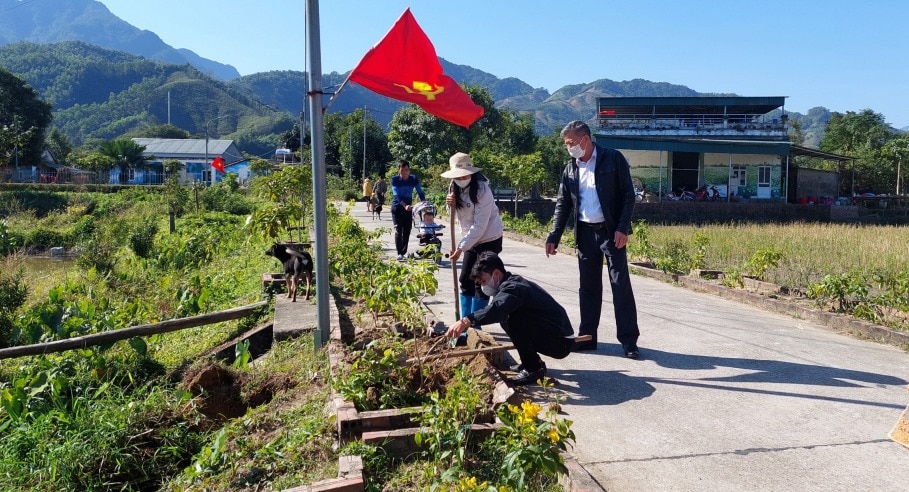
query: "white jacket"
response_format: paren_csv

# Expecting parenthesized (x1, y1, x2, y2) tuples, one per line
(453, 179, 504, 251)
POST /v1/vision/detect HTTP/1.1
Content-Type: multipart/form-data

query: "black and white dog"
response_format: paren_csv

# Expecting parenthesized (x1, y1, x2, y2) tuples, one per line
(265, 243, 313, 302)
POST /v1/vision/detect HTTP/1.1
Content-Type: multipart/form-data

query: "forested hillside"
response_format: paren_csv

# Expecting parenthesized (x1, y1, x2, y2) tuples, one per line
(0, 42, 293, 153)
(0, 40, 836, 151)
(0, 0, 239, 80)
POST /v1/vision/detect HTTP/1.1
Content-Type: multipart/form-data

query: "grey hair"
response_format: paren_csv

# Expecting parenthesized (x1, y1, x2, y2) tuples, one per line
(560, 120, 591, 139)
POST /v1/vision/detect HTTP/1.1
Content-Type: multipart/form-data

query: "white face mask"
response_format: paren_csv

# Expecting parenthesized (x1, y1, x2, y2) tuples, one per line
(480, 272, 500, 297)
(567, 144, 585, 159)
(454, 176, 471, 188)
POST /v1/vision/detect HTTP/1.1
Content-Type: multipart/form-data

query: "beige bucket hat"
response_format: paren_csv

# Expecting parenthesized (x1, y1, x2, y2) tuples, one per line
(441, 152, 482, 178)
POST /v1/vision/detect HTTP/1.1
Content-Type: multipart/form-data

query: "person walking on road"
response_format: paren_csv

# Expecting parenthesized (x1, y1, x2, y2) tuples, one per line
(374, 176, 388, 207)
(446, 251, 575, 386)
(545, 120, 641, 359)
(442, 152, 504, 342)
(362, 177, 373, 211)
(391, 160, 425, 261)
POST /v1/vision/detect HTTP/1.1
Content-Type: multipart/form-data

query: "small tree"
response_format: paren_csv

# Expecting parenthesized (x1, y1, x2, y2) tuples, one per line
(97, 138, 153, 184)
(247, 165, 313, 243)
(163, 159, 188, 232)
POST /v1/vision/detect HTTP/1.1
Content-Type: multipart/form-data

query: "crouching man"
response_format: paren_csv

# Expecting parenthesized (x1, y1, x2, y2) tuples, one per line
(446, 251, 575, 386)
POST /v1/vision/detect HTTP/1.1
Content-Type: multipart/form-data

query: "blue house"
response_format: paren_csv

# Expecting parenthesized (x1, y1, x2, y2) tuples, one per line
(131, 138, 248, 185)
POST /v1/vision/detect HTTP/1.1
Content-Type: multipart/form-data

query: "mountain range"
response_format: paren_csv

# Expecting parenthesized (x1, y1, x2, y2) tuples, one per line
(0, 0, 836, 153)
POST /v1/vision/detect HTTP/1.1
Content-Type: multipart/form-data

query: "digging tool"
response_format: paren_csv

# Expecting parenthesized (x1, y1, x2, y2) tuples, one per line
(406, 334, 592, 365)
(448, 181, 460, 321)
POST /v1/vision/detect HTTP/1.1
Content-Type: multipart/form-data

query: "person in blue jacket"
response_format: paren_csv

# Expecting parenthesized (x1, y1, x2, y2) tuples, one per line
(390, 160, 425, 260)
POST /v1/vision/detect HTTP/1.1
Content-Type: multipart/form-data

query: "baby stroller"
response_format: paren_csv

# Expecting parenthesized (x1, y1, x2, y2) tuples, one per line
(411, 201, 444, 264)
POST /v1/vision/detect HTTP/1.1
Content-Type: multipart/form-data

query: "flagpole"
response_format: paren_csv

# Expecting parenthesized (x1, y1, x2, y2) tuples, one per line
(306, 0, 330, 348)
(322, 75, 351, 113)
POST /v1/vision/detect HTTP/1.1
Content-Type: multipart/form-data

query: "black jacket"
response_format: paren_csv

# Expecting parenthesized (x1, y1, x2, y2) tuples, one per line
(546, 143, 636, 246)
(467, 272, 573, 337)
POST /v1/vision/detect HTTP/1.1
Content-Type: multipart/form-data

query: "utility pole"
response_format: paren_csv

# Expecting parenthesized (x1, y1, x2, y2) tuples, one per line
(205, 113, 238, 185)
(362, 105, 367, 180)
(306, 0, 330, 348)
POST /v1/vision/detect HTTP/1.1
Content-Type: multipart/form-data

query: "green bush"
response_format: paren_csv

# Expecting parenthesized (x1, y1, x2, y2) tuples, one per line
(0, 220, 24, 256)
(0, 269, 28, 347)
(129, 219, 158, 259)
(201, 183, 255, 215)
(26, 227, 69, 249)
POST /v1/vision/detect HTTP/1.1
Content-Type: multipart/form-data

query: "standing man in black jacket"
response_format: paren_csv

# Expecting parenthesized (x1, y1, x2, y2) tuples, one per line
(446, 251, 576, 386)
(545, 120, 641, 359)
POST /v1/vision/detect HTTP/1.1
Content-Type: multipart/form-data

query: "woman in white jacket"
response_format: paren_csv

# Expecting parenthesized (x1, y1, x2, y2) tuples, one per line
(442, 152, 504, 341)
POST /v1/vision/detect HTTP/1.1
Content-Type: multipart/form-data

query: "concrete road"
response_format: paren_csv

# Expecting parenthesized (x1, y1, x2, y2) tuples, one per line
(340, 202, 909, 491)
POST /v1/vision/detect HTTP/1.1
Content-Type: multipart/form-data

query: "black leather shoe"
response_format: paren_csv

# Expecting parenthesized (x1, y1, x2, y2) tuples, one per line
(571, 340, 597, 352)
(508, 366, 547, 386)
(624, 347, 640, 359)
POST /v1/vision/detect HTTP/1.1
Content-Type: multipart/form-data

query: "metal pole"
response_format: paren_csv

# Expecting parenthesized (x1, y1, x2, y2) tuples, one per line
(362, 105, 367, 180)
(306, 0, 330, 348)
(204, 132, 209, 185)
(658, 150, 663, 203)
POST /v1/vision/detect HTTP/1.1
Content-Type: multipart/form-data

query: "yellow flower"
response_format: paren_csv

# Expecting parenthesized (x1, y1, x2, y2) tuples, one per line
(521, 401, 542, 421)
(548, 428, 560, 443)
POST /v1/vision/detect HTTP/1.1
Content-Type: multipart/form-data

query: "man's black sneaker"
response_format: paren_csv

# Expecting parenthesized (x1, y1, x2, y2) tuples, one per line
(624, 346, 640, 359)
(508, 366, 546, 386)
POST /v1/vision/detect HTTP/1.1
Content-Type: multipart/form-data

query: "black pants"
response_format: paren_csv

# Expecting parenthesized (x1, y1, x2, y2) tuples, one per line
(392, 205, 413, 255)
(458, 237, 503, 298)
(502, 311, 573, 372)
(576, 222, 640, 349)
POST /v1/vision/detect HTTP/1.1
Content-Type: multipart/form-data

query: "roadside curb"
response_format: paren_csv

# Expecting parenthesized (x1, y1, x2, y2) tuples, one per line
(504, 229, 909, 349)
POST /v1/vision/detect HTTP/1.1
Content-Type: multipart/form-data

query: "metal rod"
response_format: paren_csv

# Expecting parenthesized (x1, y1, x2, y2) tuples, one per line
(306, 0, 331, 348)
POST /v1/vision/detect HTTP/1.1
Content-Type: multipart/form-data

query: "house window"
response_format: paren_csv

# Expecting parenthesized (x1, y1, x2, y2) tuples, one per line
(758, 166, 771, 186)
(731, 165, 747, 186)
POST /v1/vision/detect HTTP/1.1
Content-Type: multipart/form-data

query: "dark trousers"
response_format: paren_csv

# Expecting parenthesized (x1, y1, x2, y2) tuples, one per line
(392, 205, 413, 255)
(502, 310, 573, 372)
(458, 236, 503, 298)
(576, 222, 640, 349)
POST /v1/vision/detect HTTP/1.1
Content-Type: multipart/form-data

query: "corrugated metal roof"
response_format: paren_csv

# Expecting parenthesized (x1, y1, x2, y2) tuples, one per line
(133, 138, 234, 156)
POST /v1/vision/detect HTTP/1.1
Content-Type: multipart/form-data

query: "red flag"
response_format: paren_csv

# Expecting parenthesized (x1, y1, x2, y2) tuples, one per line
(348, 8, 484, 128)
(211, 155, 225, 173)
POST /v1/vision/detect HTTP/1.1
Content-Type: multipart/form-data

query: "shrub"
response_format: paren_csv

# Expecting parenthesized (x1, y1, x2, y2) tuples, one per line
(26, 227, 68, 250)
(0, 268, 28, 347)
(129, 219, 158, 259)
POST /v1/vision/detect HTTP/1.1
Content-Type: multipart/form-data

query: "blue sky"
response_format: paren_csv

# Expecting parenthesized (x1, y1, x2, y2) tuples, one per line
(99, 0, 908, 129)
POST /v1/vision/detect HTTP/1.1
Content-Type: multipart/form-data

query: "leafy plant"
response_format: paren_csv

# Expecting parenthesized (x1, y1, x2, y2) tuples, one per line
(627, 219, 656, 264)
(744, 248, 782, 281)
(654, 240, 690, 274)
(484, 379, 574, 490)
(332, 334, 418, 411)
(690, 232, 709, 271)
(806, 269, 871, 314)
(414, 365, 487, 482)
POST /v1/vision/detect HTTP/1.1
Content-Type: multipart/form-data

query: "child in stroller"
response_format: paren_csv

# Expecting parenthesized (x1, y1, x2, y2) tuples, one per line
(411, 201, 444, 263)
